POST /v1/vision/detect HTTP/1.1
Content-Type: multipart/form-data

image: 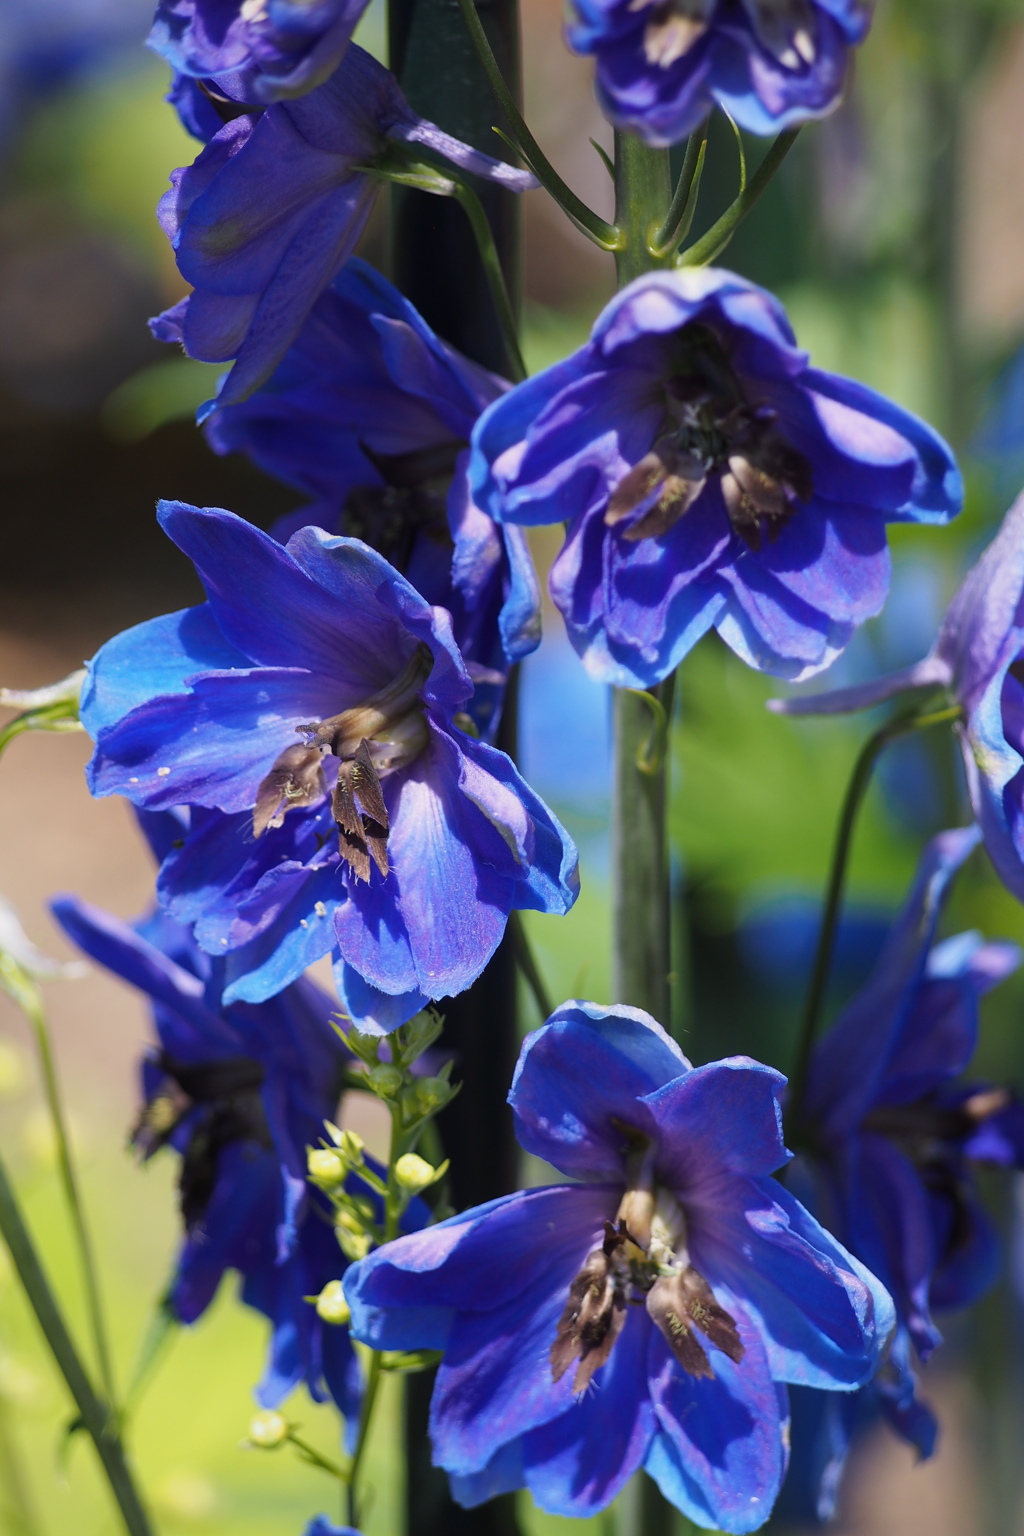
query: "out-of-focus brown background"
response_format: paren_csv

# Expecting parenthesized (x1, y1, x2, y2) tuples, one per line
(3, 1, 1024, 1532)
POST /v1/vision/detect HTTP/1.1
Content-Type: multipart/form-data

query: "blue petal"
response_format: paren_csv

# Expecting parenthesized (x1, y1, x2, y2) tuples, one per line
(641, 1057, 789, 1182)
(334, 961, 427, 1034)
(520, 1310, 656, 1517)
(455, 730, 579, 915)
(449, 1440, 525, 1508)
(158, 503, 408, 697)
(689, 1178, 895, 1390)
(49, 895, 237, 1048)
(285, 525, 473, 712)
(81, 603, 247, 741)
(645, 1306, 787, 1535)
(509, 1001, 688, 1180)
(344, 1184, 614, 1353)
(88, 666, 327, 813)
(798, 368, 962, 524)
(220, 863, 344, 1003)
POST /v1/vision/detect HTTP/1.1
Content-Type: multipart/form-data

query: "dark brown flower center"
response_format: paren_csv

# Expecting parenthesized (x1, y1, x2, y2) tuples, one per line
(550, 1133, 744, 1392)
(339, 442, 460, 573)
(605, 321, 812, 551)
(130, 1053, 270, 1232)
(253, 644, 433, 883)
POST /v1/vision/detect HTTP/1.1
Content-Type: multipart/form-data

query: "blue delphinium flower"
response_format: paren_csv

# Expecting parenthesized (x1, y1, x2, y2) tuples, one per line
(793, 826, 1024, 1504)
(569, 0, 871, 146)
(149, 0, 369, 104)
(302, 1520, 360, 1536)
(204, 258, 541, 741)
(469, 268, 961, 688)
(80, 502, 578, 1030)
(150, 45, 536, 414)
(773, 493, 1024, 907)
(344, 1002, 893, 1532)
(50, 869, 372, 1423)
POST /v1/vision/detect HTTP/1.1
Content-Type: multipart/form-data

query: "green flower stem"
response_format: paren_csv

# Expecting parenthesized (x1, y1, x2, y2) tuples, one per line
(453, 0, 620, 250)
(0, 1152, 154, 1536)
(0, 706, 83, 762)
(507, 909, 554, 1021)
(612, 128, 678, 1536)
(613, 131, 673, 285)
(286, 1430, 349, 1482)
(787, 703, 963, 1133)
(651, 121, 709, 257)
(450, 180, 528, 382)
(677, 128, 799, 269)
(14, 975, 116, 1409)
(346, 1094, 407, 1527)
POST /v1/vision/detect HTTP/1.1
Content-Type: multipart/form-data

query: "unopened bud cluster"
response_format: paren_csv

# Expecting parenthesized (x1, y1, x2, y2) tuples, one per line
(303, 1009, 456, 1271)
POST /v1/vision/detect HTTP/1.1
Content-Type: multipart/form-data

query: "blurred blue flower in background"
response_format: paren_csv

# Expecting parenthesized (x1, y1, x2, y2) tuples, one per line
(50, 842, 372, 1427)
(795, 826, 1024, 1505)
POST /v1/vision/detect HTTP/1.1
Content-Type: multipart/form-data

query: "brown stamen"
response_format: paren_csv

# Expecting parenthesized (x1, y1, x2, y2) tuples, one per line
(550, 1221, 629, 1393)
(647, 1265, 744, 1378)
(253, 743, 327, 837)
(332, 739, 391, 882)
(604, 322, 812, 549)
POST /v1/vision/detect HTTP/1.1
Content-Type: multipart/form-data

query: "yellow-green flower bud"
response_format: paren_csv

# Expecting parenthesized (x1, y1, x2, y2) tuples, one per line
(315, 1279, 351, 1325)
(367, 1063, 404, 1098)
(248, 1410, 288, 1448)
(413, 1076, 451, 1115)
(338, 1128, 365, 1163)
(307, 1147, 344, 1185)
(394, 1153, 436, 1192)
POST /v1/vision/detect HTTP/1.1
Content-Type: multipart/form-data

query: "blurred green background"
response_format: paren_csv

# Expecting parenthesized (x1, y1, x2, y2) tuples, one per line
(4, 0, 1024, 1533)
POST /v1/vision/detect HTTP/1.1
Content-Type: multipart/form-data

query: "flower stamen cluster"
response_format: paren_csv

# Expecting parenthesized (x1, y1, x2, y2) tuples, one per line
(255, 644, 434, 880)
(553, 1133, 744, 1392)
(606, 323, 813, 549)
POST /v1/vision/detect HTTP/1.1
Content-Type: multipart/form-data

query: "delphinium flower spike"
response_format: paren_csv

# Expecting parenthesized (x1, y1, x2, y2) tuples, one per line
(50, 847, 416, 1428)
(344, 1002, 893, 1532)
(204, 258, 541, 740)
(470, 268, 961, 688)
(568, 0, 873, 146)
(80, 505, 578, 1030)
(789, 826, 1024, 1510)
(151, 45, 536, 414)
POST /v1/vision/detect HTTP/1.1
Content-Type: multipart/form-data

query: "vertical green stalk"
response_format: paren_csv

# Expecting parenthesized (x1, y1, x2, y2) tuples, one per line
(20, 982, 116, 1409)
(0, 1153, 153, 1536)
(346, 1101, 404, 1529)
(613, 132, 673, 285)
(611, 128, 675, 1536)
(787, 704, 962, 1133)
